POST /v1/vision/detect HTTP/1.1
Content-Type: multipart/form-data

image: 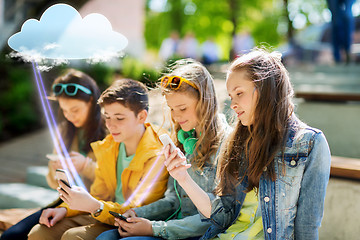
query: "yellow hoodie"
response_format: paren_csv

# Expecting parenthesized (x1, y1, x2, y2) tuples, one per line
(60, 123, 169, 225)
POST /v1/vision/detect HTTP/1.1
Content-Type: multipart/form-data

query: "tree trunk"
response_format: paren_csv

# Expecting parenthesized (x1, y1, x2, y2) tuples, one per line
(229, 0, 238, 60)
(283, 0, 294, 41)
(168, 0, 183, 34)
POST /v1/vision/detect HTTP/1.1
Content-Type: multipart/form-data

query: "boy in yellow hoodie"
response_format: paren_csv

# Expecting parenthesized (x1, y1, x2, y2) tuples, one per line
(28, 79, 169, 240)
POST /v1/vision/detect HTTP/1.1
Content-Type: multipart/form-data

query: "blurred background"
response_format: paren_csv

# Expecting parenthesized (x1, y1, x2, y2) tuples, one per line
(0, 0, 359, 142)
(0, 0, 359, 238)
(0, 0, 359, 141)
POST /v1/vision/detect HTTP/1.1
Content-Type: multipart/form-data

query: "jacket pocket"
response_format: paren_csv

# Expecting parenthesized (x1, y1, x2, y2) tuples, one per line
(277, 154, 306, 186)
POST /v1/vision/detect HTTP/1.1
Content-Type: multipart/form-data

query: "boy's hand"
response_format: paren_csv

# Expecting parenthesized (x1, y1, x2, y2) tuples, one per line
(58, 181, 99, 213)
(164, 145, 191, 183)
(116, 217, 153, 237)
(39, 207, 67, 227)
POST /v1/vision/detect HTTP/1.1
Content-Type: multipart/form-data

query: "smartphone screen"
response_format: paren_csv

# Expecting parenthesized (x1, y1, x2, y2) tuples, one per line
(55, 169, 71, 188)
(109, 211, 127, 221)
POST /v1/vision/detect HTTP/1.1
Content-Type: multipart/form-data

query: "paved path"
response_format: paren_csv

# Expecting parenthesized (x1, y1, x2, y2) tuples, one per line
(0, 129, 52, 183)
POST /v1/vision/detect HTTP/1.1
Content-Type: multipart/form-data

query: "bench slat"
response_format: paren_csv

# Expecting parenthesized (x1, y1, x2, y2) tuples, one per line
(330, 156, 360, 180)
(296, 92, 360, 102)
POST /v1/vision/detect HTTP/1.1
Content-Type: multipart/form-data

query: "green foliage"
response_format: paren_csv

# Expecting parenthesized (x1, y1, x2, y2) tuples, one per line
(145, 0, 231, 50)
(144, 0, 329, 59)
(248, 8, 284, 46)
(145, 0, 283, 59)
(82, 63, 115, 90)
(121, 57, 161, 88)
(0, 63, 41, 139)
(144, 11, 173, 50)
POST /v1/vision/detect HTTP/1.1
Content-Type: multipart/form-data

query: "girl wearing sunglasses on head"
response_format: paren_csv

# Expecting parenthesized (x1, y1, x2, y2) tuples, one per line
(0, 69, 106, 240)
(46, 68, 106, 189)
(96, 59, 232, 240)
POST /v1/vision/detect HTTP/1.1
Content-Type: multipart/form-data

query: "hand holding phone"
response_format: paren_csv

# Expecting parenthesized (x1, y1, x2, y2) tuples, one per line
(55, 169, 71, 188)
(159, 134, 177, 152)
(159, 134, 186, 164)
(109, 211, 127, 221)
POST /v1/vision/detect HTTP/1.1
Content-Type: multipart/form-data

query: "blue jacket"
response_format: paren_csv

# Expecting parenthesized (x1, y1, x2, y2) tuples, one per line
(201, 119, 331, 240)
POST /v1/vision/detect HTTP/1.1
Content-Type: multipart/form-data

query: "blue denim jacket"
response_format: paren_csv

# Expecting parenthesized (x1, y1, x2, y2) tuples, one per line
(201, 120, 331, 240)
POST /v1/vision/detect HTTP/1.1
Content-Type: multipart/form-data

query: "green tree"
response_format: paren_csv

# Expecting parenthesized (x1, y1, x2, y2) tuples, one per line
(145, 0, 283, 59)
(144, 0, 330, 60)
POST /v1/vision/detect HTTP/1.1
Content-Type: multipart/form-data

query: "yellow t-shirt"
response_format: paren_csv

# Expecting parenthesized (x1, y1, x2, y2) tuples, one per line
(214, 190, 264, 240)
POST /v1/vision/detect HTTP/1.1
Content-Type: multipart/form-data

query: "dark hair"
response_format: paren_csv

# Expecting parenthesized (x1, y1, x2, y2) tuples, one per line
(53, 69, 106, 154)
(161, 59, 222, 170)
(216, 48, 295, 194)
(98, 79, 149, 115)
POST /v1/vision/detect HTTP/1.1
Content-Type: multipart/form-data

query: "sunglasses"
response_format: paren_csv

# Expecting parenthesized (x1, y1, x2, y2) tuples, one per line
(160, 76, 198, 90)
(52, 83, 92, 96)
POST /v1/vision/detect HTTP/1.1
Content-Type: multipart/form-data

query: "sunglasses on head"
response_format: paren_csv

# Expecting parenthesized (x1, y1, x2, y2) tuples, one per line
(52, 83, 92, 96)
(160, 76, 198, 91)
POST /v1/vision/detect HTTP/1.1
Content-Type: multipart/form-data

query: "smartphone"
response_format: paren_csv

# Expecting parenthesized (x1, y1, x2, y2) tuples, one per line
(159, 134, 177, 152)
(55, 169, 71, 188)
(109, 211, 127, 221)
(46, 153, 60, 161)
(159, 134, 185, 160)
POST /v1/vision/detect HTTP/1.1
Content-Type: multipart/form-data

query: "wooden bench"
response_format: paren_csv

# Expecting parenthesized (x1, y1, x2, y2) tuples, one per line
(330, 156, 360, 180)
(295, 91, 360, 102)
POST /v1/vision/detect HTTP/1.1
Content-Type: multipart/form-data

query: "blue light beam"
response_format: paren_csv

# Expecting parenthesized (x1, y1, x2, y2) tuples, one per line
(31, 61, 86, 190)
(123, 149, 166, 207)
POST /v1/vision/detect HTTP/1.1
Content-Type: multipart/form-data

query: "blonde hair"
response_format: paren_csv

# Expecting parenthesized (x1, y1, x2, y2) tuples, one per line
(161, 59, 222, 169)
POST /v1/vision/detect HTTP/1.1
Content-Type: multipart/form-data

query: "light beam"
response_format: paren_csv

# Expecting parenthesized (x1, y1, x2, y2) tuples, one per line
(31, 61, 86, 190)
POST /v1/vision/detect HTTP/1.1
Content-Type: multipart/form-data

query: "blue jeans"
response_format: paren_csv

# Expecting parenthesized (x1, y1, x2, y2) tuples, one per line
(96, 229, 200, 240)
(326, 0, 355, 62)
(0, 209, 42, 240)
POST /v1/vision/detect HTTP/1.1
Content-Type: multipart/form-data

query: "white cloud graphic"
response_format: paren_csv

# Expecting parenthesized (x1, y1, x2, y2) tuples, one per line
(7, 3, 128, 60)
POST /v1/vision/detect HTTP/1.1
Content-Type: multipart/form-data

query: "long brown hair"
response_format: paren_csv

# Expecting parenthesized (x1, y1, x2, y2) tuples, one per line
(161, 59, 222, 169)
(52, 69, 106, 154)
(216, 48, 295, 194)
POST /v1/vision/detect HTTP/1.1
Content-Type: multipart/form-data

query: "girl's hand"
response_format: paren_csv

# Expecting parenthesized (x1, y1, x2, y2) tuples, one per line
(69, 151, 88, 172)
(122, 209, 137, 218)
(39, 207, 67, 227)
(163, 145, 191, 183)
(116, 217, 153, 237)
(57, 181, 99, 213)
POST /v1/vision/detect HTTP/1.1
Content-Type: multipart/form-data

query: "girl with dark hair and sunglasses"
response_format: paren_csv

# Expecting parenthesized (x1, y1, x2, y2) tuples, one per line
(163, 49, 331, 240)
(0, 69, 106, 240)
(46, 68, 106, 189)
(96, 59, 231, 240)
